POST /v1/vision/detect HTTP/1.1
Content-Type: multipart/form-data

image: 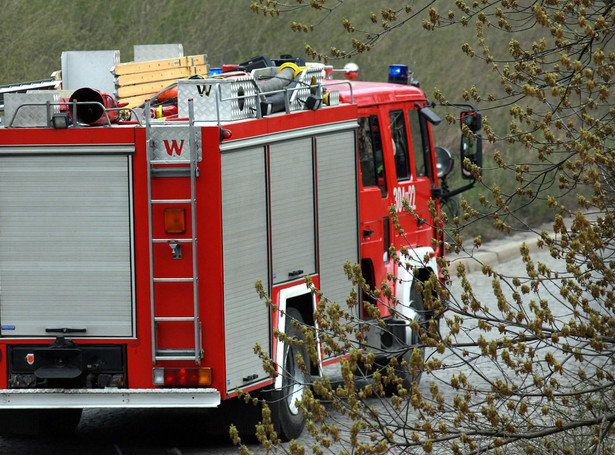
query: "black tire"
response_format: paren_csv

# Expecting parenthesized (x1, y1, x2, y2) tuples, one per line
(0, 408, 82, 437)
(384, 280, 425, 394)
(268, 307, 310, 441)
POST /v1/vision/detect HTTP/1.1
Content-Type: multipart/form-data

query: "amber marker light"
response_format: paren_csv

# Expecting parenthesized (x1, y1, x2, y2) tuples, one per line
(164, 208, 186, 234)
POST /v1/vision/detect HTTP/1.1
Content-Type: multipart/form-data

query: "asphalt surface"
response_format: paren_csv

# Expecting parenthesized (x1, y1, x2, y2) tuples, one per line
(446, 223, 552, 273)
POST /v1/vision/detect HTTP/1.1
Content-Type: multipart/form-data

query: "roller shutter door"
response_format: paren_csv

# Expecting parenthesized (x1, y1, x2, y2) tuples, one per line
(316, 131, 359, 306)
(221, 147, 270, 392)
(270, 138, 316, 285)
(0, 151, 134, 337)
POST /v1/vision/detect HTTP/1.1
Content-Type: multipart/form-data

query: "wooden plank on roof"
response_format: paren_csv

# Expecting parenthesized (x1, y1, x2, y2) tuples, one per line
(117, 79, 179, 98)
(114, 55, 207, 76)
(116, 65, 208, 86)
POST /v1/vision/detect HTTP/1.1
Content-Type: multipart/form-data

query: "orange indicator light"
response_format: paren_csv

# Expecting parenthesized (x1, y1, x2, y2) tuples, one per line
(164, 208, 186, 234)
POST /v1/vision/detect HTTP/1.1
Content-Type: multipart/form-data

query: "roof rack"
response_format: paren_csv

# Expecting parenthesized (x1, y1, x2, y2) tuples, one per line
(0, 77, 60, 112)
(177, 64, 331, 123)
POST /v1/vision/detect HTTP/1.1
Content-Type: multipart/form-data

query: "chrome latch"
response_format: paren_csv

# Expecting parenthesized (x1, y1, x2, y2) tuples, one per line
(169, 243, 182, 259)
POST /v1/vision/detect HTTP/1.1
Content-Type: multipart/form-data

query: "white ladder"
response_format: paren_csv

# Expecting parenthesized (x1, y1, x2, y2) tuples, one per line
(146, 100, 202, 364)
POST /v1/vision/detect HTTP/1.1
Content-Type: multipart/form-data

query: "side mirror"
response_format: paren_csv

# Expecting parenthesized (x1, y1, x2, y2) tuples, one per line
(436, 109, 484, 200)
(434, 146, 454, 180)
(461, 111, 481, 132)
(460, 111, 483, 180)
(460, 133, 482, 179)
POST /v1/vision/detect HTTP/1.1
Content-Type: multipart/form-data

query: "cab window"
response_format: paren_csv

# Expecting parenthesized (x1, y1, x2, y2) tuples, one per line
(408, 109, 432, 179)
(389, 110, 410, 181)
(358, 115, 386, 196)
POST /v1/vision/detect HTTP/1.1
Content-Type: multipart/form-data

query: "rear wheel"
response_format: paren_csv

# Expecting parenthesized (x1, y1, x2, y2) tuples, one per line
(268, 307, 310, 441)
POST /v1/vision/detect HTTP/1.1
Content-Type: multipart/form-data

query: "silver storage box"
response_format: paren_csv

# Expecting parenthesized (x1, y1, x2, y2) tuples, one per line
(3, 93, 59, 128)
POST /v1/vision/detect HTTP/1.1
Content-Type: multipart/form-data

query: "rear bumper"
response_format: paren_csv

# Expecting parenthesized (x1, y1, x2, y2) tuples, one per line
(0, 388, 221, 409)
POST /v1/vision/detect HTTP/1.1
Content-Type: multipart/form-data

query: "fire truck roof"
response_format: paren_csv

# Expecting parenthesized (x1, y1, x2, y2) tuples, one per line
(331, 80, 427, 108)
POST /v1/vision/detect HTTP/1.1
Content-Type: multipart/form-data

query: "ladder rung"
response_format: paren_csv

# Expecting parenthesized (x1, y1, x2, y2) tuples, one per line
(155, 355, 198, 361)
(157, 349, 197, 355)
(152, 238, 195, 243)
(151, 199, 193, 204)
(152, 168, 191, 178)
(150, 159, 193, 165)
(154, 277, 195, 283)
(155, 349, 198, 361)
(155, 317, 196, 322)
(155, 356, 197, 361)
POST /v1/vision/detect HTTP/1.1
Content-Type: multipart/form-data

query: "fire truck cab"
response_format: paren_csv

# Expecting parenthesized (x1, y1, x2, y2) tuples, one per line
(0, 54, 481, 439)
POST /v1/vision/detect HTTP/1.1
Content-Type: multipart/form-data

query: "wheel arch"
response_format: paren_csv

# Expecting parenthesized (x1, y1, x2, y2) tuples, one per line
(396, 246, 439, 317)
(275, 283, 321, 388)
(286, 292, 315, 329)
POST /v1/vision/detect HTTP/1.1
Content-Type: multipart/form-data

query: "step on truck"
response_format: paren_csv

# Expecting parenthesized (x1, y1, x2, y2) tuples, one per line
(0, 53, 482, 439)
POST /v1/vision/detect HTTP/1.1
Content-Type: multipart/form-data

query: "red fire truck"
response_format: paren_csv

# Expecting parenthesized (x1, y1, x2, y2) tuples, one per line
(0, 55, 481, 439)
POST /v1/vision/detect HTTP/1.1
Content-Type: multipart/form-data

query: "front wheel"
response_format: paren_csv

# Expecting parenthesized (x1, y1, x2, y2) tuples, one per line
(396, 279, 426, 388)
(267, 307, 311, 441)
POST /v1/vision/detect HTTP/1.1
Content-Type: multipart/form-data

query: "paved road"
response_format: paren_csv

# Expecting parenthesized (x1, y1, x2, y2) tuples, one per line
(0, 244, 565, 454)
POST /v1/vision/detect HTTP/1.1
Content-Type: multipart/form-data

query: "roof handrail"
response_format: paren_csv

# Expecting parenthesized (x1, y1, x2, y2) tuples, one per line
(6, 100, 142, 128)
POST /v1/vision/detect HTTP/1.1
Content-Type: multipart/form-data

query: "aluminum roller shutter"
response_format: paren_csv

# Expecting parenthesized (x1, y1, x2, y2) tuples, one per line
(221, 147, 270, 392)
(270, 138, 316, 285)
(315, 131, 359, 307)
(0, 153, 134, 337)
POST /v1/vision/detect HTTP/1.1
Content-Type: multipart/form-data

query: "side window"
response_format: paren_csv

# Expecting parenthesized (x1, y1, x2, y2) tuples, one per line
(389, 110, 410, 181)
(358, 115, 386, 196)
(408, 109, 432, 179)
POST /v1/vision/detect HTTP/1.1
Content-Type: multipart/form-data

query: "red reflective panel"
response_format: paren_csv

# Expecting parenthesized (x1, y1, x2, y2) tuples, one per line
(163, 368, 212, 386)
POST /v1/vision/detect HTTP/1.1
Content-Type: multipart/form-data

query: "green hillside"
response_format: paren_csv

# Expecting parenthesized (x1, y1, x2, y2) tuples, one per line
(0, 1, 500, 109)
(1, 1, 497, 153)
(0, 1, 482, 93)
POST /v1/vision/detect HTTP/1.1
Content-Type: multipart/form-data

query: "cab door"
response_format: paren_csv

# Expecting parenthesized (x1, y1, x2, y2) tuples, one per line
(357, 114, 391, 308)
(408, 106, 437, 246)
(387, 107, 438, 249)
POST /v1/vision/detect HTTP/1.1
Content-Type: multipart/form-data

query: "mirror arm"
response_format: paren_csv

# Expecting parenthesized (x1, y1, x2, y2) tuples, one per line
(438, 102, 477, 110)
(439, 180, 476, 202)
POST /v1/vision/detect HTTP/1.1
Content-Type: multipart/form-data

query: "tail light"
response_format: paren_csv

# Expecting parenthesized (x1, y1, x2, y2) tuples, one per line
(153, 367, 212, 386)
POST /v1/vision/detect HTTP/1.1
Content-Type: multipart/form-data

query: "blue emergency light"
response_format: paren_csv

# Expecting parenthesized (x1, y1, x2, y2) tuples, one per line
(388, 64, 408, 84)
(209, 67, 223, 76)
